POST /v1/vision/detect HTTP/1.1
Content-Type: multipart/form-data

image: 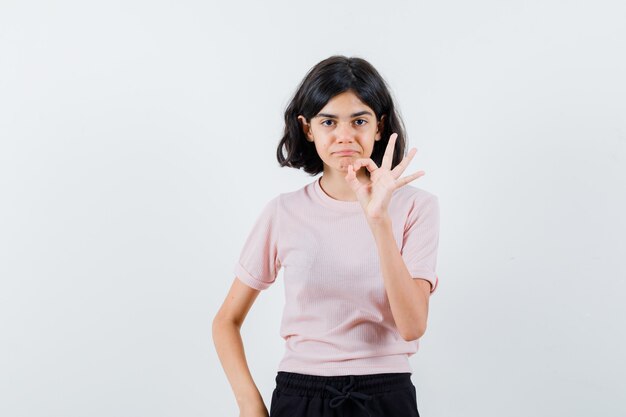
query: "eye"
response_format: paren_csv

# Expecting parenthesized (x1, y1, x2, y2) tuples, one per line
(321, 119, 335, 126)
(354, 119, 368, 126)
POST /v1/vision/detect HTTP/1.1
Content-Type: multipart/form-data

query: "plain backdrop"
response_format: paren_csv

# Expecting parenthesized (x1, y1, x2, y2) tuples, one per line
(1, 1, 625, 416)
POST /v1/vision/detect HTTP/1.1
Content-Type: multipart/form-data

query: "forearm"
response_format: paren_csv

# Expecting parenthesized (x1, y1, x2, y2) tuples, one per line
(368, 216, 428, 341)
(212, 318, 265, 410)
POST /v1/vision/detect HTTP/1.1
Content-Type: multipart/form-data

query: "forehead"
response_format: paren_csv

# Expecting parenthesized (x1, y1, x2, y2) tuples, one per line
(317, 91, 374, 115)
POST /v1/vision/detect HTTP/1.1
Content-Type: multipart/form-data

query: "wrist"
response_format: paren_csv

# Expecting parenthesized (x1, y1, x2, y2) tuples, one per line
(238, 399, 267, 413)
(236, 388, 264, 408)
(367, 214, 392, 229)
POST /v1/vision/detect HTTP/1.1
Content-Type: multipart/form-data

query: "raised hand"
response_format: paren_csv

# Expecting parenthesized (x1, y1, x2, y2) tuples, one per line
(344, 133, 425, 222)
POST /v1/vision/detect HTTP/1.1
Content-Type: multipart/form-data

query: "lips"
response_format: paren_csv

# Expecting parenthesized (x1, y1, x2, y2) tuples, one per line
(334, 150, 358, 155)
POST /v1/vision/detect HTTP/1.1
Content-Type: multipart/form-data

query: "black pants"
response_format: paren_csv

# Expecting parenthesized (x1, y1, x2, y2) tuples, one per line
(269, 371, 420, 417)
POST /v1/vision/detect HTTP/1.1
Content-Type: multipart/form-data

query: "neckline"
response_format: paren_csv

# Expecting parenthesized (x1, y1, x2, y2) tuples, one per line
(312, 176, 363, 212)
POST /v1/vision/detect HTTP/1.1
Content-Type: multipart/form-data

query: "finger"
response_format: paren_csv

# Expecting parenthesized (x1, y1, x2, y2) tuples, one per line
(344, 164, 363, 189)
(391, 147, 417, 178)
(396, 170, 425, 187)
(345, 164, 355, 179)
(354, 158, 379, 173)
(381, 133, 398, 170)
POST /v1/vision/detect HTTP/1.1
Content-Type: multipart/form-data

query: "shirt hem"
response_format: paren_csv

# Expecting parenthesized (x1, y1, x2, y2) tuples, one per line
(276, 364, 414, 376)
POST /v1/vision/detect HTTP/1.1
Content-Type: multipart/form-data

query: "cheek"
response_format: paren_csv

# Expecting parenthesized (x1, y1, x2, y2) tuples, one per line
(316, 142, 330, 153)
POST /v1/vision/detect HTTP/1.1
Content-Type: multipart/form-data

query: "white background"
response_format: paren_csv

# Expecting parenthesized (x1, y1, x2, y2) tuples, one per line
(1, 1, 625, 416)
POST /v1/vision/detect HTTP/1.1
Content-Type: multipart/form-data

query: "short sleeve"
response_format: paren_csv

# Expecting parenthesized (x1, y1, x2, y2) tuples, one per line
(401, 194, 440, 294)
(233, 196, 281, 291)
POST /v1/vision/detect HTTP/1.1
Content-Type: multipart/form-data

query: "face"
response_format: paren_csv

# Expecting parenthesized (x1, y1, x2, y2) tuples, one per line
(298, 90, 385, 175)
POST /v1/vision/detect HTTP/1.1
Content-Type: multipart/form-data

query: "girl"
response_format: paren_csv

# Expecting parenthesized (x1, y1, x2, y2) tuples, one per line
(213, 55, 440, 417)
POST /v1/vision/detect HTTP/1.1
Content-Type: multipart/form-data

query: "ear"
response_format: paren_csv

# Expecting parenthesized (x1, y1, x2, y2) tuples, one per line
(297, 115, 314, 141)
(375, 115, 386, 141)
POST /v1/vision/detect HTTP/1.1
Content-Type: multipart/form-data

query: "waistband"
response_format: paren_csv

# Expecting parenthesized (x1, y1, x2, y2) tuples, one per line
(275, 372, 413, 417)
(275, 371, 412, 397)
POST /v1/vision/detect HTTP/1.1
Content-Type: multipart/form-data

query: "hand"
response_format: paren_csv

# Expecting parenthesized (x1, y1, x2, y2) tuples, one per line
(344, 133, 425, 221)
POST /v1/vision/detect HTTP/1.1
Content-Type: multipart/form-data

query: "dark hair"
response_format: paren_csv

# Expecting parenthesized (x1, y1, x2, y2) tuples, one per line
(276, 55, 408, 176)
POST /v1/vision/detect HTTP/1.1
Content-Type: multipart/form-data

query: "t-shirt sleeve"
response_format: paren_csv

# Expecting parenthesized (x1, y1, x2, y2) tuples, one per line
(401, 194, 440, 294)
(233, 196, 281, 291)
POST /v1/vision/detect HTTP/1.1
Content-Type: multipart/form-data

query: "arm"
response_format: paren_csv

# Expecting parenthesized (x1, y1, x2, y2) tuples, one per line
(343, 132, 435, 342)
(369, 216, 430, 341)
(212, 278, 269, 416)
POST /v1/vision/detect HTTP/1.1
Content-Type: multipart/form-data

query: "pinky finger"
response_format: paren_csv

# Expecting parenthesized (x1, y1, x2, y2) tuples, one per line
(397, 170, 425, 187)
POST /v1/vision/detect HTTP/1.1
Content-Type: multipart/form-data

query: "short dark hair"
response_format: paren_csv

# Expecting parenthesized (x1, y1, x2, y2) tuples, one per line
(276, 55, 408, 176)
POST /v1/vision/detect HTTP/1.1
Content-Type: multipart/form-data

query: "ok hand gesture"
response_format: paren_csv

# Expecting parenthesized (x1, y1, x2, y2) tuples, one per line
(344, 133, 425, 222)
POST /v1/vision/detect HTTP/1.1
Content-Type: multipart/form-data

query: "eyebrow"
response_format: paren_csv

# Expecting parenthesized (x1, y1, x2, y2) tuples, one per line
(313, 110, 374, 119)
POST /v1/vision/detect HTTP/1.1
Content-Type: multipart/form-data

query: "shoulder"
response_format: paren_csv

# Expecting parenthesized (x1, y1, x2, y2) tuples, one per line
(255, 182, 307, 219)
(388, 185, 439, 228)
(271, 180, 316, 210)
(392, 184, 439, 209)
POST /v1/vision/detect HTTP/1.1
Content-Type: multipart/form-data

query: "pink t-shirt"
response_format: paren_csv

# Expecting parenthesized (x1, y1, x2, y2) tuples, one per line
(234, 176, 440, 376)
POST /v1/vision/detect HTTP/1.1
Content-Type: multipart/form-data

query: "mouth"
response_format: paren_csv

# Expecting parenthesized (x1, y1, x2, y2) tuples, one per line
(334, 151, 358, 156)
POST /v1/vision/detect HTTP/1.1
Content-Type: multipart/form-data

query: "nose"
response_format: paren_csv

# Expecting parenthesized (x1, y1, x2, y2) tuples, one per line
(335, 121, 356, 142)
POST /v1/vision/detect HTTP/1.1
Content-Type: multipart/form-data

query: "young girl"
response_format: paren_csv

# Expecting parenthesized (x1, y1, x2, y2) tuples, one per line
(213, 55, 440, 417)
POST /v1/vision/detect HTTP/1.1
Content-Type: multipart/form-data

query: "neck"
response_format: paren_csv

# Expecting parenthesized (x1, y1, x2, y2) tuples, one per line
(319, 169, 369, 202)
